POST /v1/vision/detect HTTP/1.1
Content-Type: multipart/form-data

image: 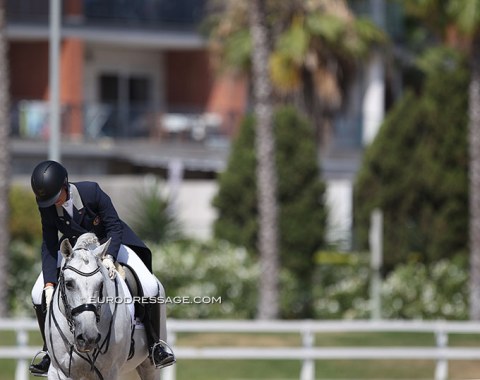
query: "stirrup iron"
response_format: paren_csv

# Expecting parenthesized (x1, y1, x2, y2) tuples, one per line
(29, 350, 49, 377)
(151, 339, 176, 369)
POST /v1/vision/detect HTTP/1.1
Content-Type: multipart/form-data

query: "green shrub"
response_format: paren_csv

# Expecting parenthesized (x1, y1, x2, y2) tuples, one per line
(151, 239, 259, 319)
(8, 240, 41, 316)
(314, 252, 371, 319)
(10, 185, 42, 243)
(312, 251, 468, 320)
(382, 259, 468, 320)
(8, 185, 42, 316)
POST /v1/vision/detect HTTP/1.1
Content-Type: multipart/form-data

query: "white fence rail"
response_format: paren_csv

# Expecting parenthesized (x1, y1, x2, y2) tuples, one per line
(3, 319, 480, 380)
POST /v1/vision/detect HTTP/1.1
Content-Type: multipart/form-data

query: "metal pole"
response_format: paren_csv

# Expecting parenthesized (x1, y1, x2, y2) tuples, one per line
(49, 0, 61, 162)
(369, 209, 383, 319)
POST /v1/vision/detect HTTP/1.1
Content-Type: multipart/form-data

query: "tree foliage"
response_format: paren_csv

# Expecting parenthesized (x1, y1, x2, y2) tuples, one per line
(354, 47, 469, 270)
(129, 179, 182, 244)
(213, 106, 326, 317)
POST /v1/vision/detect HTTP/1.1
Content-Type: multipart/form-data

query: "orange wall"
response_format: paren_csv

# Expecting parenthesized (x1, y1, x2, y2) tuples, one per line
(60, 39, 84, 137)
(206, 73, 248, 135)
(10, 39, 84, 137)
(165, 50, 213, 110)
(165, 50, 247, 135)
(9, 41, 49, 100)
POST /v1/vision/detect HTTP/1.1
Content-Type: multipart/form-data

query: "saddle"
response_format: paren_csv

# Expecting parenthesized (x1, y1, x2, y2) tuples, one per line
(119, 263, 146, 323)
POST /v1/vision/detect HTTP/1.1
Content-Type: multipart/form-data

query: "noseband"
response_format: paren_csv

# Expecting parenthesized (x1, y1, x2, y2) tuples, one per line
(59, 263, 103, 333)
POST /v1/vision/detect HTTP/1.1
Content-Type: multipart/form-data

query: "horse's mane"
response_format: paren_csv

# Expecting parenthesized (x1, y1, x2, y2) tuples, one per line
(72, 233, 100, 265)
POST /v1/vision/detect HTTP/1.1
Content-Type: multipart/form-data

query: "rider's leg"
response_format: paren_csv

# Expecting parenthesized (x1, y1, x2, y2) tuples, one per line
(29, 273, 51, 376)
(117, 245, 175, 368)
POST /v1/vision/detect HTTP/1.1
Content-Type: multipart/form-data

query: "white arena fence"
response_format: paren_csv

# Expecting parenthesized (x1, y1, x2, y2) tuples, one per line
(3, 319, 480, 380)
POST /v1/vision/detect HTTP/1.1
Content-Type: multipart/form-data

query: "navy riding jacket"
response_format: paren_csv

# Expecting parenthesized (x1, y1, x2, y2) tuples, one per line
(38, 181, 152, 284)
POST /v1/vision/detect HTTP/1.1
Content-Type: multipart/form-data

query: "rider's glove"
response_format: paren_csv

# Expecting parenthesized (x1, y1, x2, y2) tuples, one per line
(44, 285, 54, 308)
(102, 254, 117, 280)
(114, 262, 126, 280)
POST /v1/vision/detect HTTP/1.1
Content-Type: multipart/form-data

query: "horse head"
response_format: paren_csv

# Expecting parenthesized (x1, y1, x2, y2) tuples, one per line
(59, 233, 112, 353)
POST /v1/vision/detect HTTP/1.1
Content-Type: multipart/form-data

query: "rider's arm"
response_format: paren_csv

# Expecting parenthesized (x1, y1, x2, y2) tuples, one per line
(39, 208, 60, 285)
(93, 182, 123, 261)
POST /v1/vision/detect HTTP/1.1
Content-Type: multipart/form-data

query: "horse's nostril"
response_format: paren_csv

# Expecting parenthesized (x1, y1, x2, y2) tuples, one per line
(95, 334, 101, 344)
(76, 334, 85, 344)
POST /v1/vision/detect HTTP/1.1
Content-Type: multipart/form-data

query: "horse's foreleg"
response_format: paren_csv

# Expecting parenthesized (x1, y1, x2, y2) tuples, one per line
(48, 366, 70, 380)
(136, 360, 160, 380)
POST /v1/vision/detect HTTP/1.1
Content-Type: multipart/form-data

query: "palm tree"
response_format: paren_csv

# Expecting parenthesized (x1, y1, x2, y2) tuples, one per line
(268, 0, 385, 145)
(208, 0, 385, 147)
(0, 0, 11, 317)
(249, 0, 280, 319)
(404, 0, 480, 320)
(207, 0, 383, 319)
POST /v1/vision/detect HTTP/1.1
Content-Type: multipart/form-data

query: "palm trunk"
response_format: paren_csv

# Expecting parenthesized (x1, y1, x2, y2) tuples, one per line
(0, 0, 10, 317)
(249, 0, 280, 319)
(469, 34, 480, 320)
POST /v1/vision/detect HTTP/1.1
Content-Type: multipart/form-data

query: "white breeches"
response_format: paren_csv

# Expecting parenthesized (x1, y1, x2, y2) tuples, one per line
(32, 244, 161, 305)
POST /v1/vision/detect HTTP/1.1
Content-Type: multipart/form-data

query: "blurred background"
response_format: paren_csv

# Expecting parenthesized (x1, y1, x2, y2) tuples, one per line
(1, 0, 473, 320)
(2, 0, 480, 378)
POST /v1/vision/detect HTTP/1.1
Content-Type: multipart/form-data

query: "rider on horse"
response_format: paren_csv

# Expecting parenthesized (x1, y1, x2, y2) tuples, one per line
(29, 160, 175, 376)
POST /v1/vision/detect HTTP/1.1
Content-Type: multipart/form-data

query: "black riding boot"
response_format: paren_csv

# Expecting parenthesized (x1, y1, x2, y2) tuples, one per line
(29, 304, 51, 377)
(143, 300, 175, 369)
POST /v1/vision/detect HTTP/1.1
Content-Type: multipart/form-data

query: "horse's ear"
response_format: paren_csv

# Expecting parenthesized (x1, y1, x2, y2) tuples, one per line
(60, 239, 74, 259)
(93, 238, 112, 259)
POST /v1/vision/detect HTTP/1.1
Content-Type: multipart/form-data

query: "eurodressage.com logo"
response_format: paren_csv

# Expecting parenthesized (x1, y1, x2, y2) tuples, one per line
(89, 296, 222, 305)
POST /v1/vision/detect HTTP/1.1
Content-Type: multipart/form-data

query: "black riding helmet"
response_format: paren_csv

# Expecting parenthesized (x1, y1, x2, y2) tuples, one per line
(31, 160, 68, 208)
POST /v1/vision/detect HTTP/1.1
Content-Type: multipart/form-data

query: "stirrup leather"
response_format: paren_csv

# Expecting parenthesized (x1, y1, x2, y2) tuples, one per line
(29, 350, 49, 377)
(151, 340, 176, 369)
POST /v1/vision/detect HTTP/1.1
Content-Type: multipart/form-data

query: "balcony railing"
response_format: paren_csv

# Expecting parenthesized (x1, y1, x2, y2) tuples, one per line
(10, 100, 364, 155)
(7, 0, 206, 31)
(84, 0, 206, 30)
(10, 100, 233, 147)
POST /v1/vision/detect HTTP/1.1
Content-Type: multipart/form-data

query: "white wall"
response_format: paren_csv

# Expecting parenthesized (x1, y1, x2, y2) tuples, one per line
(15, 175, 353, 246)
(82, 176, 217, 241)
(325, 179, 353, 249)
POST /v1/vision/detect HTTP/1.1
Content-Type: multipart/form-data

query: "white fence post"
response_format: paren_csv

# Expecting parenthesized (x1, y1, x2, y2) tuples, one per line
(15, 328, 28, 380)
(162, 330, 177, 380)
(300, 328, 315, 380)
(434, 328, 448, 380)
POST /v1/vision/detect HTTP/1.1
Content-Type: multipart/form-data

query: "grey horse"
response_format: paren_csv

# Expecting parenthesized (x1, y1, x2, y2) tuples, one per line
(45, 233, 160, 380)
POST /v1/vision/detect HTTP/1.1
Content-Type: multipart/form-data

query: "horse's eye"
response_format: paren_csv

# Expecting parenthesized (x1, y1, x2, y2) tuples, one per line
(65, 280, 74, 290)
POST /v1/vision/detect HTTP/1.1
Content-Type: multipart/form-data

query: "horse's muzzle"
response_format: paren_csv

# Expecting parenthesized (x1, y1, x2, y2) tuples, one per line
(75, 333, 101, 352)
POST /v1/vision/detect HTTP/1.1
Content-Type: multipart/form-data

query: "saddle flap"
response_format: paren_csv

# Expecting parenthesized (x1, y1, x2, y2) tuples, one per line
(119, 263, 145, 322)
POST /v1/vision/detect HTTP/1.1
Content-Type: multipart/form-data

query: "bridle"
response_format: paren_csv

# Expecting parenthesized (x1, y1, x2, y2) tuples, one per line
(58, 263, 102, 333)
(48, 253, 119, 380)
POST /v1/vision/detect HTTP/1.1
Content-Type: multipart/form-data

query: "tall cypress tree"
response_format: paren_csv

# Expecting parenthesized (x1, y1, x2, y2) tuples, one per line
(354, 48, 469, 270)
(213, 106, 326, 318)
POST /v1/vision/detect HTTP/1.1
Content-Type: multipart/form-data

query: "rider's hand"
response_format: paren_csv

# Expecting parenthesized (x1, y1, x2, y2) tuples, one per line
(102, 255, 116, 279)
(44, 285, 54, 308)
(115, 262, 126, 280)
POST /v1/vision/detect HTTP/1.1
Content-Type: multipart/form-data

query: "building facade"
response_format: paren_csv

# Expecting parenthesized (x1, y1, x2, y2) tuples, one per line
(8, 0, 246, 143)
(7, 0, 403, 245)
